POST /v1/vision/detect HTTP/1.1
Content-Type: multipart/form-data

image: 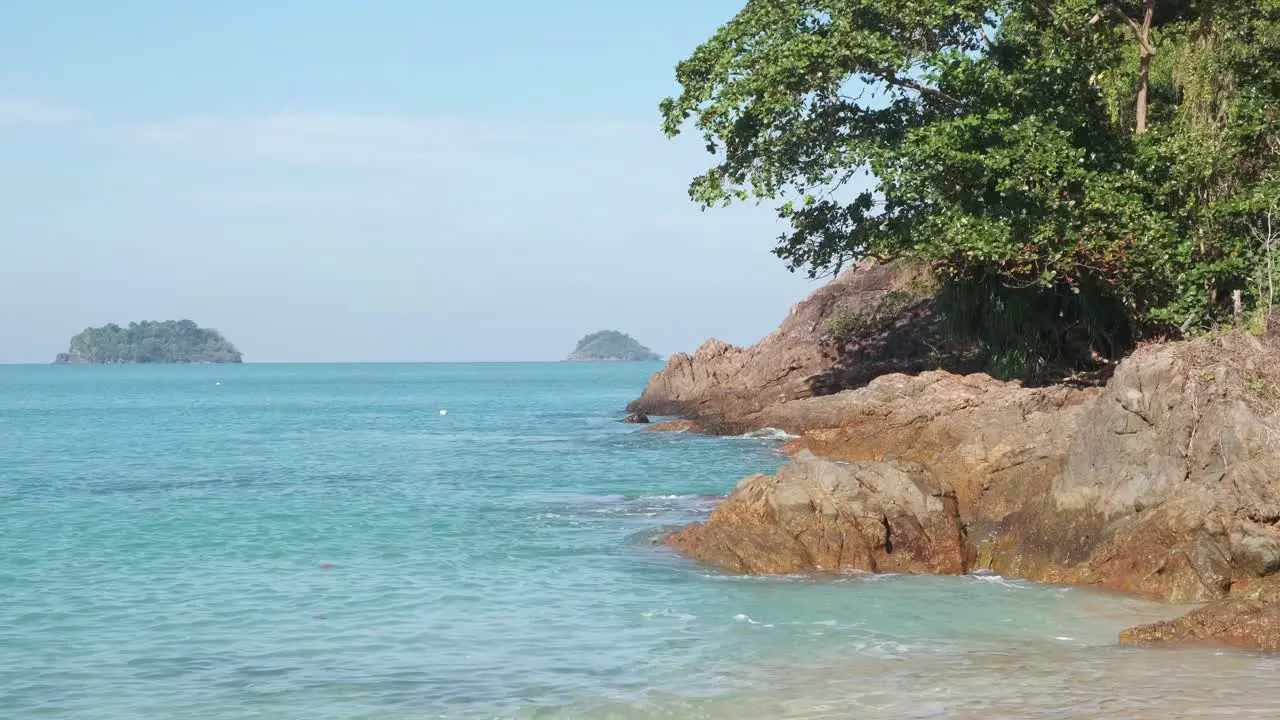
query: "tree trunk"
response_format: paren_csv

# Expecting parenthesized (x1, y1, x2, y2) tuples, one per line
(1135, 0, 1155, 134)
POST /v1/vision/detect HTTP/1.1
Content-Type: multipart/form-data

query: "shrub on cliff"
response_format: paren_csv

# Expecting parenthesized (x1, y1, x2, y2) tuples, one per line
(823, 289, 923, 344)
(662, 0, 1280, 379)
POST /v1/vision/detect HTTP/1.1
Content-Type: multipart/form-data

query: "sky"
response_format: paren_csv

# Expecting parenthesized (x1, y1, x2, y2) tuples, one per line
(0, 0, 820, 363)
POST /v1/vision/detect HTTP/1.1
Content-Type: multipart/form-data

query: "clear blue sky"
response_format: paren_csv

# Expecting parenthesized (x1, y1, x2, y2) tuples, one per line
(0, 0, 819, 362)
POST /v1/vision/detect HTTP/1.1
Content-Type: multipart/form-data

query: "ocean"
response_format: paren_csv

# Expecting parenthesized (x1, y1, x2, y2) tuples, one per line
(2, 362, 1277, 719)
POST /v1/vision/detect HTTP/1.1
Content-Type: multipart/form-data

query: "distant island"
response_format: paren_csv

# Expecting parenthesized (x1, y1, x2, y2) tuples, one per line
(567, 331, 660, 362)
(55, 320, 243, 364)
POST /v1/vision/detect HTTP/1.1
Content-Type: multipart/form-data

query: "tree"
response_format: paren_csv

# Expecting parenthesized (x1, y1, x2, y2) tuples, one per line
(568, 331, 661, 361)
(662, 0, 1280, 378)
(59, 320, 243, 364)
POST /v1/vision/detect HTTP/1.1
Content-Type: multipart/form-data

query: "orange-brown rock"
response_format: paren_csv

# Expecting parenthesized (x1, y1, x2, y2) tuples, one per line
(627, 259, 938, 433)
(655, 321, 1280, 649)
(1119, 578, 1280, 651)
(714, 336, 1280, 603)
(762, 371, 1097, 528)
(665, 451, 973, 575)
(987, 337, 1280, 605)
(1119, 599, 1280, 651)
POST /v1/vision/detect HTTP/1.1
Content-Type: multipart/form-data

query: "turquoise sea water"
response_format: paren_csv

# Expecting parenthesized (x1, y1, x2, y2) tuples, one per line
(2, 362, 1278, 719)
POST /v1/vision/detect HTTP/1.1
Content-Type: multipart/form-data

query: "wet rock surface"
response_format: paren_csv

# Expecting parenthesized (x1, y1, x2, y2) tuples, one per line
(643, 419, 703, 433)
(1119, 599, 1280, 651)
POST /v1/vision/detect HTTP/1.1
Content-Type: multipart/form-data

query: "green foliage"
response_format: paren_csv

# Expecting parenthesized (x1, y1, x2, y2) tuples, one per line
(935, 275, 1133, 380)
(59, 320, 242, 364)
(822, 290, 920, 343)
(1245, 371, 1273, 399)
(1246, 307, 1271, 336)
(822, 312, 877, 344)
(663, 0, 1280, 377)
(569, 331, 661, 361)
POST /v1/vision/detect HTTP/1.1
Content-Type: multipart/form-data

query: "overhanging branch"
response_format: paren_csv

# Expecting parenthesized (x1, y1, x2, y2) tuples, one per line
(870, 69, 961, 106)
(1108, 3, 1158, 55)
(1032, 0, 1076, 36)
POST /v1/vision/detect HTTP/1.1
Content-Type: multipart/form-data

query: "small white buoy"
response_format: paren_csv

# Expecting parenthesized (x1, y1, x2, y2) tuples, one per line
(439, 409, 447, 416)
(215, 382, 221, 386)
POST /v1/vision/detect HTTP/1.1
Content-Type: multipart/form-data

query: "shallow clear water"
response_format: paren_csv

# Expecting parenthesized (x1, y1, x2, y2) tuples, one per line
(1, 363, 1276, 719)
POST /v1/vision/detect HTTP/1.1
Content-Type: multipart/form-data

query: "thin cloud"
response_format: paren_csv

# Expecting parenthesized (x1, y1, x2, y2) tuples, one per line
(118, 110, 697, 222)
(131, 112, 655, 168)
(0, 97, 80, 125)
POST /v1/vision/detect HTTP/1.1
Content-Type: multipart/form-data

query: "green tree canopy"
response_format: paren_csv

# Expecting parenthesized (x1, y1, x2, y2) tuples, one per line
(663, 0, 1280, 376)
(568, 331, 661, 361)
(57, 320, 243, 364)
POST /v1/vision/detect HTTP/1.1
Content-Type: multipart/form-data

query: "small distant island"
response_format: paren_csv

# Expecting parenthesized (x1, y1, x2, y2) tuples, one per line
(55, 320, 243, 364)
(567, 331, 660, 362)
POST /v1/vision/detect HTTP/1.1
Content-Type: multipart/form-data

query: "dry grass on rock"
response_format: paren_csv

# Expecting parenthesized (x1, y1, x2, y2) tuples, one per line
(1175, 332, 1280, 421)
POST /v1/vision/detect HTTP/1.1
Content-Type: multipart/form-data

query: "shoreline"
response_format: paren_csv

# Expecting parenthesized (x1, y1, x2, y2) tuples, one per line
(628, 261, 1280, 652)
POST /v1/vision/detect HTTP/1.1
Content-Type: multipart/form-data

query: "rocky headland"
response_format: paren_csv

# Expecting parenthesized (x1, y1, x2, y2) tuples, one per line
(634, 259, 1280, 652)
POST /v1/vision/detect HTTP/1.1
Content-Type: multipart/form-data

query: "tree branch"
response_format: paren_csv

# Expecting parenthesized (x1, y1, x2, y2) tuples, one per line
(1109, 3, 1158, 55)
(1032, 0, 1077, 36)
(1033, 0, 1060, 24)
(870, 70, 961, 106)
(978, 24, 995, 51)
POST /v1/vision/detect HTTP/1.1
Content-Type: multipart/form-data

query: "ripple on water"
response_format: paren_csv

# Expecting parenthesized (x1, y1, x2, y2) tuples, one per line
(1, 363, 1275, 719)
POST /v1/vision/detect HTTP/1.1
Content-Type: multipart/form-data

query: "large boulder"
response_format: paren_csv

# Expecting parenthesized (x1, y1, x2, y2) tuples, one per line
(1119, 599, 1280, 651)
(665, 451, 972, 575)
(988, 336, 1280, 605)
(627, 259, 938, 432)
(1120, 577, 1280, 650)
(763, 371, 1096, 529)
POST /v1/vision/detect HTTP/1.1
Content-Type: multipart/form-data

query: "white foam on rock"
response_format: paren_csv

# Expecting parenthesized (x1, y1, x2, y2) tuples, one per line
(736, 427, 800, 441)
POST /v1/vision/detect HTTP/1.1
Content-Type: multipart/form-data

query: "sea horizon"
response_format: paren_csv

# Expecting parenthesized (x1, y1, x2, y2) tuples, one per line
(5, 359, 671, 367)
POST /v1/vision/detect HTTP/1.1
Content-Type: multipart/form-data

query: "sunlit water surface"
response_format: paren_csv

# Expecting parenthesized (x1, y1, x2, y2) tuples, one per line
(1, 363, 1274, 718)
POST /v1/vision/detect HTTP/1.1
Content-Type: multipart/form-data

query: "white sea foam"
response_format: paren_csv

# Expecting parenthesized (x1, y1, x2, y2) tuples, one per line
(835, 569, 891, 581)
(640, 494, 699, 500)
(736, 427, 799, 441)
(968, 573, 1031, 589)
(642, 609, 697, 621)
